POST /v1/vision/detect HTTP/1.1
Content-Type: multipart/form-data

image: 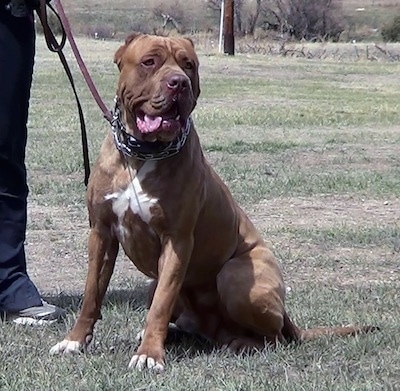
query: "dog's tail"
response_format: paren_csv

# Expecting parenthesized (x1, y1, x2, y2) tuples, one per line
(281, 311, 379, 343)
(299, 325, 379, 341)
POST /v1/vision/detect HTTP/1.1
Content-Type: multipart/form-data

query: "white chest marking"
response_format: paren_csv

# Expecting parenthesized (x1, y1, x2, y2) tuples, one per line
(105, 161, 158, 238)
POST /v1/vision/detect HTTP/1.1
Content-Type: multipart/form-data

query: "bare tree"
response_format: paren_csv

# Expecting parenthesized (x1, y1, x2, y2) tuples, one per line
(153, 2, 186, 33)
(207, 0, 221, 11)
(235, 0, 244, 35)
(207, 0, 344, 40)
(207, 0, 261, 36)
(247, 0, 262, 35)
(261, 0, 344, 41)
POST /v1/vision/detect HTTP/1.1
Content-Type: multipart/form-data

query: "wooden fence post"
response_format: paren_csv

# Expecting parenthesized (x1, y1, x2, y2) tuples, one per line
(223, 0, 234, 55)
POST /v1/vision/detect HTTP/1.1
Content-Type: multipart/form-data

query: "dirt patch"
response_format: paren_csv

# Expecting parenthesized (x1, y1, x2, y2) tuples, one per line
(248, 194, 400, 230)
(288, 144, 400, 173)
(26, 193, 399, 295)
(246, 194, 400, 288)
(26, 204, 145, 295)
(275, 240, 399, 288)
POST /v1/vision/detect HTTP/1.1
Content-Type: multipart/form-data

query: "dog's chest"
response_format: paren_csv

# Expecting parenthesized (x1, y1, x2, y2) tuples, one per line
(104, 161, 158, 240)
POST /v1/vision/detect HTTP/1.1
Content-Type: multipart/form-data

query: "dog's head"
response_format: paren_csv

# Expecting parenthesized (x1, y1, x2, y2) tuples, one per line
(114, 33, 200, 143)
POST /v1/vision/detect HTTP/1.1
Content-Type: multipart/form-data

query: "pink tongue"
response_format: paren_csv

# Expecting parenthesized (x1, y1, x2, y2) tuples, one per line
(144, 114, 162, 132)
(136, 114, 163, 133)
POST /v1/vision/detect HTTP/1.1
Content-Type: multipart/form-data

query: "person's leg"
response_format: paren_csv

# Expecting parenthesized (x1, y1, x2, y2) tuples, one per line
(0, 6, 65, 321)
(0, 6, 42, 312)
(0, 7, 43, 313)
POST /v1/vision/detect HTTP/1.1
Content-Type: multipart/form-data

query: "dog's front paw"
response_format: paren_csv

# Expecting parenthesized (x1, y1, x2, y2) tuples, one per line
(128, 346, 165, 372)
(135, 329, 145, 343)
(49, 339, 86, 355)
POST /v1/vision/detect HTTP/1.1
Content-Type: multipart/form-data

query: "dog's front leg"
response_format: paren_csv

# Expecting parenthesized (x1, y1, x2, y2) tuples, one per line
(129, 235, 193, 372)
(50, 226, 119, 354)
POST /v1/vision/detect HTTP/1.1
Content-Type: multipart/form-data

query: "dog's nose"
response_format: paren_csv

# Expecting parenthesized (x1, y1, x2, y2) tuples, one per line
(166, 74, 189, 92)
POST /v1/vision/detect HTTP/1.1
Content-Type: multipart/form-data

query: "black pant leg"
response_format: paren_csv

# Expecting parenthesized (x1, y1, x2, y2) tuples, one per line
(0, 6, 42, 312)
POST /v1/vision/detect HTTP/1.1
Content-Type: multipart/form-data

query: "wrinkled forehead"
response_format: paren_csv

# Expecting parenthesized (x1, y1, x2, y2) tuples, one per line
(123, 35, 198, 65)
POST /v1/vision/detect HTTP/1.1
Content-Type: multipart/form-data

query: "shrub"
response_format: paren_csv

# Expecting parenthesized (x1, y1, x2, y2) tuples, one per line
(381, 15, 400, 42)
(35, 10, 64, 36)
(207, 0, 344, 40)
(261, 0, 345, 41)
(82, 25, 116, 39)
(151, 0, 217, 34)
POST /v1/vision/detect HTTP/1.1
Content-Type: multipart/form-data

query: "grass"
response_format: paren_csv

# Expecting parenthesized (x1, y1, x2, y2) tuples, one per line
(0, 283, 398, 390)
(0, 282, 398, 390)
(278, 225, 400, 249)
(0, 37, 399, 389)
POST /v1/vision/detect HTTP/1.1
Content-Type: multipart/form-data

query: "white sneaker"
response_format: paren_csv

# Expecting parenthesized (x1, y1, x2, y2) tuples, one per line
(5, 300, 66, 325)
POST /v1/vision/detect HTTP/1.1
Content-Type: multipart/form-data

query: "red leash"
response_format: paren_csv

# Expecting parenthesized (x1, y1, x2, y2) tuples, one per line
(36, 0, 113, 186)
(52, 0, 112, 122)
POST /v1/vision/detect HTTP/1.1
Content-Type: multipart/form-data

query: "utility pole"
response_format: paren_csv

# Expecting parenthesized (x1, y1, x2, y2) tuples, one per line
(223, 0, 234, 55)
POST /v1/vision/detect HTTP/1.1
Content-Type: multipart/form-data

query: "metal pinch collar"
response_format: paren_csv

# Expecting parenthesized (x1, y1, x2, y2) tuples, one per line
(111, 97, 192, 161)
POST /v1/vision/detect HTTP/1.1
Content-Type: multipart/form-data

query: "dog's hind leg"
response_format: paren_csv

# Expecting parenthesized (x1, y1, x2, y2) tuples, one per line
(216, 248, 294, 351)
(217, 248, 377, 348)
(50, 226, 119, 354)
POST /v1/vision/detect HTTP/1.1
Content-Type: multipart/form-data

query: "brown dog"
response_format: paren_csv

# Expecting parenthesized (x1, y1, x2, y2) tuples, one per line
(50, 33, 376, 371)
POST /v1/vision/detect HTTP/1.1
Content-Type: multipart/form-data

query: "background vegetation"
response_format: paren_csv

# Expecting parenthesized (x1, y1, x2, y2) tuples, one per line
(41, 0, 400, 43)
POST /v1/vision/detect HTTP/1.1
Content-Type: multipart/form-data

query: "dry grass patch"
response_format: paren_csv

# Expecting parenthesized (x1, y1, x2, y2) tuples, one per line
(1, 37, 398, 390)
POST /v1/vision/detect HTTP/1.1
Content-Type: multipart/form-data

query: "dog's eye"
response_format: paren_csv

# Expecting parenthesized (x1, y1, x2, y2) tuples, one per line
(184, 61, 194, 70)
(141, 58, 155, 67)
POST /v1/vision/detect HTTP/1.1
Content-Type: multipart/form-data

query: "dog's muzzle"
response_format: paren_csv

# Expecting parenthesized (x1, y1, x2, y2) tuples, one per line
(111, 97, 192, 161)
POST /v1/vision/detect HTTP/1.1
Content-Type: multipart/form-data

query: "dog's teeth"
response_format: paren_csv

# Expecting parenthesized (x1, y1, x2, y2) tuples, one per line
(175, 115, 180, 120)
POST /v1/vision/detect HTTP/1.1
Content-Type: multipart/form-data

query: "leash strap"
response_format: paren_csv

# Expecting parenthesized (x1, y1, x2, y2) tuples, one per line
(52, 0, 112, 122)
(36, 0, 91, 186)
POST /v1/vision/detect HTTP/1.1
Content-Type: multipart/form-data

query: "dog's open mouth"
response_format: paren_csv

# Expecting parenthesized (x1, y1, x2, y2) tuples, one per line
(136, 110, 187, 135)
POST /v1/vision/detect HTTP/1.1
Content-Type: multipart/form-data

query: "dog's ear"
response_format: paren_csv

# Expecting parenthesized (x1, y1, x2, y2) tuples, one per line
(124, 32, 143, 46)
(183, 37, 195, 48)
(114, 32, 143, 70)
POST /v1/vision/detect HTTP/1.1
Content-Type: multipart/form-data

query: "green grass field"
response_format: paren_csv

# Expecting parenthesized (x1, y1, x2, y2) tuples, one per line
(0, 36, 399, 390)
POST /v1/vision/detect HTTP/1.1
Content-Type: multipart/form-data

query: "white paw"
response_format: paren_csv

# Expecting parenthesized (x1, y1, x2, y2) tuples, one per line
(128, 354, 165, 373)
(135, 329, 145, 342)
(49, 339, 84, 355)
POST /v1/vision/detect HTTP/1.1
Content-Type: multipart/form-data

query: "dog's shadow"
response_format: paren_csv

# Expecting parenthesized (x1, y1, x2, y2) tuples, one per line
(44, 284, 149, 314)
(44, 283, 216, 358)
